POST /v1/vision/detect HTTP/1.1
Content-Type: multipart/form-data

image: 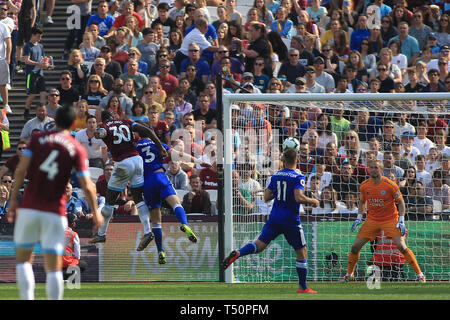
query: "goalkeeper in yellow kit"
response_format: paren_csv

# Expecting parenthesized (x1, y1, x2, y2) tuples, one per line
(343, 159, 426, 282)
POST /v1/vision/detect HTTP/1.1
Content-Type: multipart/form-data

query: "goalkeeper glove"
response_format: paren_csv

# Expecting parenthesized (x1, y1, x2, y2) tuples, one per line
(396, 216, 407, 236)
(351, 214, 363, 232)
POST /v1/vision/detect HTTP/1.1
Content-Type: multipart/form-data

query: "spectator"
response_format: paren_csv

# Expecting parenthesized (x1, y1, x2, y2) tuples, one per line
(179, 15, 218, 67)
(331, 162, 359, 201)
(409, 10, 433, 51)
(404, 68, 425, 92)
(75, 114, 108, 169)
(425, 169, 450, 211)
(193, 94, 217, 129)
(382, 150, 404, 181)
(376, 62, 395, 93)
(148, 104, 170, 145)
(405, 181, 434, 220)
(45, 88, 62, 119)
(270, 7, 293, 39)
(311, 186, 344, 215)
(422, 68, 447, 92)
(19, 103, 55, 142)
(120, 58, 149, 99)
(436, 14, 450, 47)
(350, 109, 383, 145)
(231, 170, 254, 214)
(87, 23, 106, 49)
(338, 129, 362, 158)
(99, 78, 133, 118)
(157, 59, 179, 96)
(180, 42, 212, 84)
(90, 57, 114, 92)
(106, 1, 145, 37)
(391, 138, 413, 170)
(57, 70, 80, 108)
(415, 155, 432, 187)
(97, 45, 122, 79)
(166, 160, 189, 190)
(304, 65, 325, 93)
(86, 0, 115, 37)
(400, 131, 421, 166)
(199, 158, 218, 190)
(0, 141, 27, 178)
(82, 74, 108, 110)
(72, 99, 89, 132)
(80, 31, 100, 63)
(381, 15, 397, 47)
(95, 162, 114, 198)
(62, 0, 91, 59)
(23, 27, 48, 120)
(313, 56, 335, 92)
(0, 1, 11, 114)
(124, 47, 149, 76)
(181, 174, 212, 215)
(15, 0, 36, 76)
(413, 120, 435, 156)
(307, 156, 331, 191)
(131, 100, 149, 123)
(278, 48, 306, 88)
(359, 38, 377, 75)
(388, 21, 420, 66)
(298, 141, 315, 177)
(104, 94, 126, 120)
(106, 35, 129, 69)
(350, 14, 370, 52)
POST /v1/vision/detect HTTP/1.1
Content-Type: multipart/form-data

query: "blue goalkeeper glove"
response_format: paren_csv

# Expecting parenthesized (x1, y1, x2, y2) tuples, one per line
(351, 214, 363, 232)
(396, 216, 407, 236)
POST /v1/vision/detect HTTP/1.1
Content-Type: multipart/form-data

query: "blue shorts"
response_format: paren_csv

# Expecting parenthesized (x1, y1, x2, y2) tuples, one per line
(258, 219, 306, 251)
(143, 171, 177, 209)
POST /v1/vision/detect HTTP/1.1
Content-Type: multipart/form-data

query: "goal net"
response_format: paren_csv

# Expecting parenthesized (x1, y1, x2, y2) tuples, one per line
(221, 92, 450, 283)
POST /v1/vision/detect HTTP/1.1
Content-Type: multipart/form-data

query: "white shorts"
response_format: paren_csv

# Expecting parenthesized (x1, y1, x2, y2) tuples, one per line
(14, 208, 68, 255)
(108, 155, 144, 192)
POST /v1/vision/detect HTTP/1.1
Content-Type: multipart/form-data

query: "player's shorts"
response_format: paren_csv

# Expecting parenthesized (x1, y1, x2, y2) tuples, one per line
(14, 208, 67, 255)
(143, 171, 177, 209)
(258, 219, 306, 251)
(26, 72, 46, 95)
(0, 60, 10, 85)
(108, 155, 144, 192)
(357, 219, 402, 241)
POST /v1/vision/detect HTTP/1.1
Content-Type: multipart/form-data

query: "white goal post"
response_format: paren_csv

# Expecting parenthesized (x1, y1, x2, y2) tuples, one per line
(221, 92, 450, 284)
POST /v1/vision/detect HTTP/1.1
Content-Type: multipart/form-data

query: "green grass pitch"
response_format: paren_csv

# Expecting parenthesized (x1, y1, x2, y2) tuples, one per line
(0, 282, 449, 300)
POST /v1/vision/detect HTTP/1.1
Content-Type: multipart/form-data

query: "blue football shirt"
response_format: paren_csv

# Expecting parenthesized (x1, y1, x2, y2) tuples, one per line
(136, 139, 171, 179)
(266, 168, 306, 226)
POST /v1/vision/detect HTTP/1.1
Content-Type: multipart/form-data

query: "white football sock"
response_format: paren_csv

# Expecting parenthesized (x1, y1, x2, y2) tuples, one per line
(137, 201, 151, 234)
(46, 270, 64, 300)
(16, 262, 35, 300)
(98, 204, 115, 236)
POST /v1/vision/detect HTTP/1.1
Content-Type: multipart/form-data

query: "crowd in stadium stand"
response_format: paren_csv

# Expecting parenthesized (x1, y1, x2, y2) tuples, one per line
(0, 0, 449, 224)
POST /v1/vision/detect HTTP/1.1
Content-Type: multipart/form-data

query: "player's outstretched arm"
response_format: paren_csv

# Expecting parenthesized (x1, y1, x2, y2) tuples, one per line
(134, 123, 168, 157)
(168, 149, 211, 167)
(7, 154, 32, 223)
(78, 176, 104, 230)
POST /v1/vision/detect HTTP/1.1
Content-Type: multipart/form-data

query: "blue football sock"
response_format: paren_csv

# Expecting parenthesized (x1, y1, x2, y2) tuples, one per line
(238, 243, 257, 257)
(173, 204, 188, 225)
(152, 223, 163, 252)
(296, 260, 308, 290)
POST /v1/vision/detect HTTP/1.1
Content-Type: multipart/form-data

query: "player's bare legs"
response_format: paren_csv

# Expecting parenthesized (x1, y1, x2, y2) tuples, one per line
(392, 236, 425, 282)
(90, 188, 121, 243)
(149, 207, 166, 264)
(165, 194, 197, 243)
(344, 236, 370, 281)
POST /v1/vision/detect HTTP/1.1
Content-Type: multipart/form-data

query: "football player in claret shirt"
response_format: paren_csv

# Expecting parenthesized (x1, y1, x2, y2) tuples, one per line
(90, 110, 167, 253)
(344, 158, 425, 282)
(7, 106, 103, 300)
(223, 149, 320, 293)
